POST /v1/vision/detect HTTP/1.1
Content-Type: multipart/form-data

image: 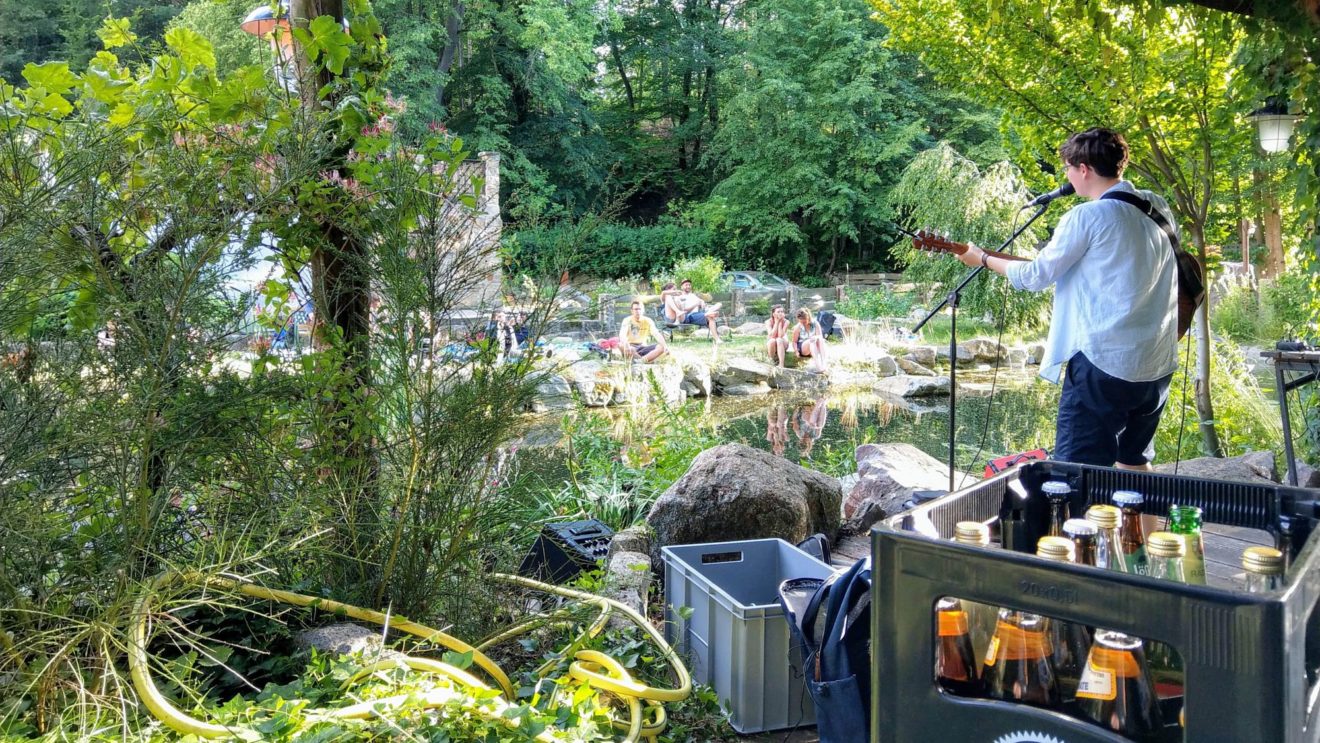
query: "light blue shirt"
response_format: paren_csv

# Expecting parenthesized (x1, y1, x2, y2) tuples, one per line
(1005, 181, 1180, 385)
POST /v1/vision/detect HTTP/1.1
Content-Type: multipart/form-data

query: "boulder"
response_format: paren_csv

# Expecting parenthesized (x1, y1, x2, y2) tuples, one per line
(936, 345, 977, 367)
(873, 354, 899, 377)
(612, 362, 684, 406)
(564, 360, 616, 407)
(298, 624, 402, 659)
(733, 321, 766, 336)
(897, 356, 938, 376)
(906, 345, 938, 367)
(721, 382, 772, 396)
(830, 369, 880, 388)
(1295, 463, 1320, 489)
(711, 357, 774, 388)
(1154, 450, 1279, 485)
(1006, 347, 1029, 368)
(960, 338, 1006, 363)
(602, 551, 651, 628)
(531, 374, 574, 412)
(842, 443, 962, 534)
(1026, 343, 1047, 365)
(768, 366, 830, 392)
(647, 444, 842, 559)
(681, 358, 712, 397)
(606, 524, 654, 562)
(875, 375, 951, 398)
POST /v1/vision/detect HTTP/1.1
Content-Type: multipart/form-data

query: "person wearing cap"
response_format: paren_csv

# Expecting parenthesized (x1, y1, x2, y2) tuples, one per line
(955, 128, 1179, 471)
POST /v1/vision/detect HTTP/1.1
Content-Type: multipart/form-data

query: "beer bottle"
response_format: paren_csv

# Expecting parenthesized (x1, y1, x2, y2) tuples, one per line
(1076, 629, 1164, 741)
(1146, 532, 1187, 583)
(983, 609, 1061, 709)
(1113, 491, 1149, 575)
(1145, 531, 1187, 696)
(1036, 536, 1091, 700)
(1063, 518, 1098, 567)
(1042, 480, 1072, 538)
(935, 596, 984, 697)
(1168, 505, 1207, 585)
(1243, 546, 1285, 592)
(1084, 504, 1125, 572)
(953, 521, 998, 661)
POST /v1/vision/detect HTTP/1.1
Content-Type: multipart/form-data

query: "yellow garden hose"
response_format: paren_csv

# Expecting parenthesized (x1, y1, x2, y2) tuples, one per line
(128, 570, 691, 741)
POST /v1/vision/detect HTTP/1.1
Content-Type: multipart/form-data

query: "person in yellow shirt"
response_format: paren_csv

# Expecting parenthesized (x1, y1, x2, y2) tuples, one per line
(619, 300, 668, 363)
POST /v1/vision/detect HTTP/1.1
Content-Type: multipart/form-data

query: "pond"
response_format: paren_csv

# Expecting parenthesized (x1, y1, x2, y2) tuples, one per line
(518, 370, 1064, 490)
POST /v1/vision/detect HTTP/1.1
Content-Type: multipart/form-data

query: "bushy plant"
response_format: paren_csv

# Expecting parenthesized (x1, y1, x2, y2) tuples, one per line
(506, 220, 721, 280)
(837, 286, 917, 320)
(1210, 281, 1263, 342)
(1155, 339, 1282, 462)
(1261, 270, 1317, 341)
(657, 255, 728, 295)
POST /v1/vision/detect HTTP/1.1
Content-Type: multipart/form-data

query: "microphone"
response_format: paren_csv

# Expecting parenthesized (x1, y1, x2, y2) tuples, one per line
(1022, 182, 1076, 208)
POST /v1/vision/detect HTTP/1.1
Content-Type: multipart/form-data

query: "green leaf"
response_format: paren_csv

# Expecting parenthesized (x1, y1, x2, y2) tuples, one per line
(164, 27, 217, 71)
(97, 17, 137, 49)
(296, 15, 354, 75)
(22, 63, 77, 95)
(442, 649, 473, 669)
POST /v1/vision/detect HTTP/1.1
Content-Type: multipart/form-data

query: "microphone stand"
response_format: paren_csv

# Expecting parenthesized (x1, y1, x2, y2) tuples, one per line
(910, 204, 1051, 492)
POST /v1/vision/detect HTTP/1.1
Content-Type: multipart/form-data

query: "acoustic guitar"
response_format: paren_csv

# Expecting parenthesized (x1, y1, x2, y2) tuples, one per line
(908, 229, 1197, 339)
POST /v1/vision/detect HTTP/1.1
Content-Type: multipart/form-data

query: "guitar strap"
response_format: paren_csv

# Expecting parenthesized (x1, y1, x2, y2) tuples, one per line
(1099, 190, 1179, 249)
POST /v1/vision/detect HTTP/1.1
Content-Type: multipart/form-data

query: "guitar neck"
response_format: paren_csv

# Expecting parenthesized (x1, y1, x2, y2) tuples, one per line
(949, 245, 1027, 262)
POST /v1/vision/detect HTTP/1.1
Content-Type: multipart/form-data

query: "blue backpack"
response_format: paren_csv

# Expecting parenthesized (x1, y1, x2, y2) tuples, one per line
(779, 557, 872, 742)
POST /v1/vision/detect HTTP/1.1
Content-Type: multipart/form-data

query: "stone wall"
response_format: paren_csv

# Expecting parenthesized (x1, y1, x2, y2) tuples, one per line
(447, 151, 503, 309)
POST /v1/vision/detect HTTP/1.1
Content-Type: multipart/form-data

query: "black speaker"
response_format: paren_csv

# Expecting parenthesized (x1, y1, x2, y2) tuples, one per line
(517, 519, 615, 584)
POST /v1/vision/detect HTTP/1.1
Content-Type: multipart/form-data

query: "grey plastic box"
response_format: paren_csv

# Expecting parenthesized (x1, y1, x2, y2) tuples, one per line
(662, 538, 835, 733)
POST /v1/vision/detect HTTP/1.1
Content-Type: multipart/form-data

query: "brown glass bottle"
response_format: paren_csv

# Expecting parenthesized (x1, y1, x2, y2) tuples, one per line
(1037, 537, 1091, 700)
(935, 597, 984, 697)
(1113, 490, 1149, 575)
(1042, 480, 1072, 537)
(1076, 629, 1164, 741)
(1063, 518, 1098, 567)
(982, 609, 1061, 708)
(953, 521, 998, 662)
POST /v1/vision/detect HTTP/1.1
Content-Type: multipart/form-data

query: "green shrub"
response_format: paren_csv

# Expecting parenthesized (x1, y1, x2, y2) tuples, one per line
(837, 285, 916, 320)
(1210, 282, 1263, 342)
(507, 221, 721, 280)
(658, 255, 728, 294)
(1261, 270, 1317, 341)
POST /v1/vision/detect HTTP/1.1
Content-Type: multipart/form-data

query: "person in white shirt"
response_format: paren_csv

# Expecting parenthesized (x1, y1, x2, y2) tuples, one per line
(957, 128, 1178, 471)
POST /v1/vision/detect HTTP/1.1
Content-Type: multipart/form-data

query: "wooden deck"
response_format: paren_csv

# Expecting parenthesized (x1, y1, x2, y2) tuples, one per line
(832, 523, 1273, 589)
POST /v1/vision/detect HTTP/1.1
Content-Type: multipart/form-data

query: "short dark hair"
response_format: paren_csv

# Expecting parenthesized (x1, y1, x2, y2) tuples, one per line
(631, 300, 643, 309)
(1059, 128, 1128, 179)
(680, 278, 693, 286)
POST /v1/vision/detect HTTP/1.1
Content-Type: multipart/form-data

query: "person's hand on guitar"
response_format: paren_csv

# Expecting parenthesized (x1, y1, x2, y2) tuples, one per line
(954, 242, 987, 269)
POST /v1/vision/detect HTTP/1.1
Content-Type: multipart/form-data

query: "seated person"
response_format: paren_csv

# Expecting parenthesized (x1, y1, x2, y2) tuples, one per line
(765, 304, 789, 367)
(790, 308, 829, 373)
(792, 397, 828, 459)
(675, 278, 722, 342)
(487, 309, 519, 360)
(618, 300, 668, 363)
(658, 282, 684, 324)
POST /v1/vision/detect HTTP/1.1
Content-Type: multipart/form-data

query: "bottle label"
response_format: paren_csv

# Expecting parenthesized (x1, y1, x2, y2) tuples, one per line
(1076, 659, 1117, 701)
(1125, 550, 1149, 576)
(938, 609, 970, 637)
(984, 635, 1000, 667)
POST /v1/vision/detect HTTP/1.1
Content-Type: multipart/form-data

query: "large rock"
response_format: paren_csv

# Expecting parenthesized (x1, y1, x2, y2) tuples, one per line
(906, 346, 938, 367)
(612, 362, 684, 406)
(563, 360, 617, 407)
(648, 444, 842, 558)
(733, 321, 766, 337)
(768, 366, 830, 392)
(531, 374, 574, 412)
(1295, 463, 1320, 489)
(1006, 347, 1029, 368)
(603, 551, 651, 628)
(936, 345, 977, 367)
(830, 369, 880, 388)
(875, 375, 951, 398)
(711, 357, 774, 388)
(298, 624, 403, 659)
(960, 338, 1006, 363)
(1154, 451, 1278, 485)
(842, 443, 962, 534)
(1026, 343, 1046, 365)
(897, 356, 938, 376)
(872, 354, 899, 377)
(681, 358, 712, 398)
(721, 382, 772, 396)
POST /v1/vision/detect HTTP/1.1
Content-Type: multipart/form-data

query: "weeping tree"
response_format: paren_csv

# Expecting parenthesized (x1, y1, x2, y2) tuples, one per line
(887, 143, 1052, 332)
(0, 11, 549, 735)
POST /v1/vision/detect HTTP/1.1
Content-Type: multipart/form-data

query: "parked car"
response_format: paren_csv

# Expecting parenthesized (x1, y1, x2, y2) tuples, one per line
(718, 271, 795, 300)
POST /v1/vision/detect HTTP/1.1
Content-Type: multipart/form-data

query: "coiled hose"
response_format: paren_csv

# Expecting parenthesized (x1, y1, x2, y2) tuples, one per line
(128, 571, 691, 741)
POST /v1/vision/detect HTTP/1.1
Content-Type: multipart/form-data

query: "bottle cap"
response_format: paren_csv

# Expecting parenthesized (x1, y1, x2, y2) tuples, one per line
(954, 521, 990, 545)
(1093, 628, 1143, 651)
(1112, 490, 1145, 506)
(1147, 531, 1186, 558)
(1085, 504, 1121, 529)
(1036, 536, 1075, 562)
(1242, 546, 1285, 575)
(1062, 518, 1097, 537)
(1042, 480, 1071, 498)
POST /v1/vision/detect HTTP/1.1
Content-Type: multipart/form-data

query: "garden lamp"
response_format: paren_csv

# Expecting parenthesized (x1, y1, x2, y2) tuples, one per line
(1248, 98, 1301, 154)
(241, 4, 297, 90)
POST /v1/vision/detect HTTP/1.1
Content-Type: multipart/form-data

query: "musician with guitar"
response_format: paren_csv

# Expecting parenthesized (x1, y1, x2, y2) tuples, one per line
(950, 128, 1180, 472)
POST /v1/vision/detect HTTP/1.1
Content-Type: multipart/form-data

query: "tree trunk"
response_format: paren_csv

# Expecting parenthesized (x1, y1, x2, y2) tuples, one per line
(435, 2, 465, 112)
(1187, 222, 1222, 458)
(1253, 167, 1286, 279)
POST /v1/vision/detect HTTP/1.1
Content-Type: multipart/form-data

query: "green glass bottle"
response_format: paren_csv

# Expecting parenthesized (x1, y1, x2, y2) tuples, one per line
(1168, 505, 1206, 585)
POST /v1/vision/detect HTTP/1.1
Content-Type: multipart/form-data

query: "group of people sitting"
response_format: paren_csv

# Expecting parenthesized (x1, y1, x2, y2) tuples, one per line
(616, 279, 829, 374)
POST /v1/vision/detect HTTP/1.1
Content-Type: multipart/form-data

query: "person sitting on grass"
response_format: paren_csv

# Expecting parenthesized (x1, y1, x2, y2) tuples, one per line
(619, 300, 668, 363)
(766, 304, 789, 367)
(790, 308, 828, 373)
(675, 279, 722, 343)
